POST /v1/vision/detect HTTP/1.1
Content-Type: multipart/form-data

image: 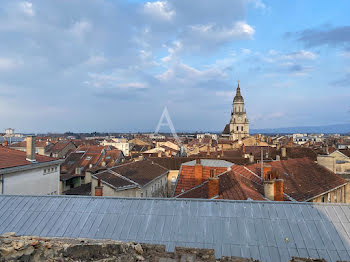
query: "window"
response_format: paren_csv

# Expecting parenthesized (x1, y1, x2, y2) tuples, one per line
(140, 192, 143, 197)
(321, 196, 325, 203)
(237, 126, 239, 131)
(241, 126, 243, 131)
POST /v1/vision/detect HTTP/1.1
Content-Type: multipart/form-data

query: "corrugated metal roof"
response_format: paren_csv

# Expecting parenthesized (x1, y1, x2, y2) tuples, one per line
(0, 195, 350, 262)
(183, 159, 233, 167)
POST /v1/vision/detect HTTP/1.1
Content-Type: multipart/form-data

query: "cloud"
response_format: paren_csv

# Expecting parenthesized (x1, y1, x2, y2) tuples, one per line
(157, 62, 227, 85)
(19, 1, 34, 16)
(331, 73, 350, 87)
(68, 20, 92, 39)
(187, 21, 254, 42)
(0, 57, 22, 71)
(281, 63, 313, 76)
(286, 25, 350, 49)
(143, 1, 175, 21)
(281, 50, 317, 60)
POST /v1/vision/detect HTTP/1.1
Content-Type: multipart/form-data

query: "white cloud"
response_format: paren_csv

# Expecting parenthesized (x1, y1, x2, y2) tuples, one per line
(250, 0, 267, 9)
(119, 82, 148, 89)
(0, 57, 22, 71)
(157, 62, 227, 85)
(69, 20, 92, 39)
(84, 55, 107, 66)
(282, 50, 317, 60)
(144, 1, 175, 21)
(241, 48, 251, 55)
(19, 2, 34, 16)
(189, 21, 255, 42)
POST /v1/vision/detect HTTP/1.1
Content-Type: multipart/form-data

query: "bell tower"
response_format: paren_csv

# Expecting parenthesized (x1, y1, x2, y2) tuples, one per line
(229, 81, 249, 141)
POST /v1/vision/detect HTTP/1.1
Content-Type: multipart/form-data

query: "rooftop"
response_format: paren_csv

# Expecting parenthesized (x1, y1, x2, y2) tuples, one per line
(0, 147, 58, 170)
(0, 195, 350, 262)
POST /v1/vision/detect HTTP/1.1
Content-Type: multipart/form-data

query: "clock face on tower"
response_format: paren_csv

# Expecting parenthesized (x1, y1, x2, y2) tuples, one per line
(238, 116, 242, 121)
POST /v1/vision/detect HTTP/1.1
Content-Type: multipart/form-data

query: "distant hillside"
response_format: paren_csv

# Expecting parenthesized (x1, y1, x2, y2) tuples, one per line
(250, 123, 350, 134)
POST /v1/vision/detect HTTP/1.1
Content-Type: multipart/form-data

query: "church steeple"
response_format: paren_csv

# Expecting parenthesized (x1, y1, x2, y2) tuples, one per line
(233, 81, 244, 103)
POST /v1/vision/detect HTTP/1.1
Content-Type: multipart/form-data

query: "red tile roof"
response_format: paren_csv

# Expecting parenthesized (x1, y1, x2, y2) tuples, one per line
(245, 158, 347, 201)
(174, 164, 230, 197)
(176, 158, 348, 202)
(0, 147, 57, 170)
(177, 170, 265, 201)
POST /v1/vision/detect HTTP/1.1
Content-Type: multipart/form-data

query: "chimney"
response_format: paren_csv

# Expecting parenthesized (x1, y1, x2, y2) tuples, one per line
(26, 136, 36, 162)
(281, 147, 287, 158)
(325, 144, 329, 155)
(208, 169, 219, 199)
(95, 179, 103, 196)
(194, 159, 203, 186)
(249, 153, 254, 163)
(262, 164, 272, 180)
(264, 180, 274, 200)
(274, 179, 283, 201)
(207, 144, 210, 156)
(157, 151, 162, 157)
(242, 144, 246, 153)
(276, 155, 281, 161)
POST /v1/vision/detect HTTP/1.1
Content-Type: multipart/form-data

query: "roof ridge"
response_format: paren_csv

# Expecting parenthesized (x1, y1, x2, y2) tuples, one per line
(108, 169, 140, 187)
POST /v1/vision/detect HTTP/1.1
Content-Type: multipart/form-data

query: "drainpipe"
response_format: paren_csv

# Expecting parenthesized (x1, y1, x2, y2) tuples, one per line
(1, 174, 4, 194)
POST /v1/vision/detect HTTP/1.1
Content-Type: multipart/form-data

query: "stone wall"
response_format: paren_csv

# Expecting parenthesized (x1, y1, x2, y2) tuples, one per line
(0, 233, 329, 262)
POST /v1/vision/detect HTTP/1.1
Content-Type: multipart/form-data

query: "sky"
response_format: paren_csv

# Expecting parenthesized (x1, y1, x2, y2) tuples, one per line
(0, 0, 349, 133)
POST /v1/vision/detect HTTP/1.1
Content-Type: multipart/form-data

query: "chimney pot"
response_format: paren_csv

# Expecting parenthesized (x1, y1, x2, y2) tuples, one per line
(26, 136, 36, 162)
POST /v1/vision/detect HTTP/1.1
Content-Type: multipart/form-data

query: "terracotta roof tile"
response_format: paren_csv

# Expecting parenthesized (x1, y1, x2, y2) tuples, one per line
(0, 147, 57, 170)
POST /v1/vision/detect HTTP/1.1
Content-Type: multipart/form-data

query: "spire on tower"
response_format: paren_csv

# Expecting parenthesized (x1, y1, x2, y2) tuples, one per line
(233, 81, 243, 102)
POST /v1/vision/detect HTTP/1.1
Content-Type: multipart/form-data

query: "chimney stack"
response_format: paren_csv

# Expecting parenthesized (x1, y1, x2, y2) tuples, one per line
(194, 159, 203, 186)
(249, 153, 254, 163)
(208, 169, 219, 199)
(274, 179, 283, 201)
(95, 179, 103, 196)
(262, 164, 272, 180)
(264, 181, 275, 200)
(26, 136, 36, 162)
(281, 147, 287, 158)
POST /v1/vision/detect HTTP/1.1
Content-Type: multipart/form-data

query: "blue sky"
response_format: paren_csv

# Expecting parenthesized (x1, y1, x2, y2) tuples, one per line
(0, 0, 349, 133)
